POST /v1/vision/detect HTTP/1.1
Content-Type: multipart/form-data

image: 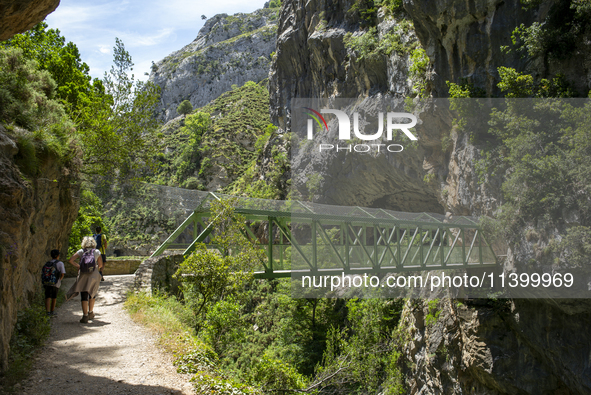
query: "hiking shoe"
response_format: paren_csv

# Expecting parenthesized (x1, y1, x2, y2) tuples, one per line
(46, 311, 52, 317)
(80, 315, 89, 324)
(50, 312, 58, 318)
(88, 312, 95, 320)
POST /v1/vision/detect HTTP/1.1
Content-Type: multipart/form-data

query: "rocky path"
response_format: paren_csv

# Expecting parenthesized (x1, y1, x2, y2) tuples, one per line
(19, 275, 194, 395)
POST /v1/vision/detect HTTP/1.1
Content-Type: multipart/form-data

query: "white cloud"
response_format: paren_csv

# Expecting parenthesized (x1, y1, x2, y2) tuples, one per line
(98, 45, 111, 54)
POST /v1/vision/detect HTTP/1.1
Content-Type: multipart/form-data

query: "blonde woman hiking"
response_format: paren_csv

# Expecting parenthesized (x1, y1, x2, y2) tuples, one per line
(66, 236, 103, 323)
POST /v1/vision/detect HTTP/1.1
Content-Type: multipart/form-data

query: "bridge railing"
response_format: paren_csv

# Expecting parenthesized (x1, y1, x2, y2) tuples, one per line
(151, 192, 498, 279)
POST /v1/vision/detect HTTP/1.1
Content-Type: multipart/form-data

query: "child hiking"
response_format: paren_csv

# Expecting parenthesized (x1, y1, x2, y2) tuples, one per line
(65, 236, 103, 323)
(41, 249, 66, 317)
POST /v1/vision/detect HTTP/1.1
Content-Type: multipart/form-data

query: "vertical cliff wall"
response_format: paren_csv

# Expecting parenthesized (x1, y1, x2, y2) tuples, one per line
(269, 0, 591, 393)
(269, 0, 446, 212)
(0, 127, 80, 371)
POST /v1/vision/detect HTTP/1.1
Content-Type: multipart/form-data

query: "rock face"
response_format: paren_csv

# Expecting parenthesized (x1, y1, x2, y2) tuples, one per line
(149, 8, 279, 122)
(270, 0, 443, 211)
(270, 0, 591, 393)
(0, 127, 80, 371)
(0, 0, 60, 40)
(400, 298, 591, 394)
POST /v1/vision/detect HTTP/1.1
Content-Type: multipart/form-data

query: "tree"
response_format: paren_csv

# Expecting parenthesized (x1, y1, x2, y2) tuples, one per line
(2, 22, 95, 113)
(177, 99, 193, 116)
(3, 25, 161, 181)
(74, 38, 161, 180)
(201, 15, 207, 20)
(173, 111, 210, 184)
(174, 198, 266, 333)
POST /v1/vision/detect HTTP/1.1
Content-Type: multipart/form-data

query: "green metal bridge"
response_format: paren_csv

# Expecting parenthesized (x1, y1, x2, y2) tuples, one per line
(151, 191, 498, 279)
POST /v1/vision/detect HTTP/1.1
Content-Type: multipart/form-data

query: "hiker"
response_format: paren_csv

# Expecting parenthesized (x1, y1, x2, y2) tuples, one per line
(93, 226, 108, 281)
(41, 249, 66, 317)
(65, 236, 103, 323)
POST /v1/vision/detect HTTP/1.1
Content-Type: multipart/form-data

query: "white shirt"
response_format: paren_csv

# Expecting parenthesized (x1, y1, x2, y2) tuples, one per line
(48, 259, 66, 288)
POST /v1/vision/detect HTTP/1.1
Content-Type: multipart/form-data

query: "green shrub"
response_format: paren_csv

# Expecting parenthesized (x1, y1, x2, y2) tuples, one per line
(182, 177, 203, 190)
(1, 291, 52, 389)
(425, 299, 441, 326)
(268, 0, 282, 8)
(177, 100, 193, 115)
(249, 354, 307, 391)
(409, 47, 429, 96)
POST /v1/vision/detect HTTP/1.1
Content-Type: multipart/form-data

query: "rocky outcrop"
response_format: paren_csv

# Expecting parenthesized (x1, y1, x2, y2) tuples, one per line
(149, 8, 279, 122)
(0, 127, 80, 371)
(0, 0, 60, 40)
(400, 298, 591, 394)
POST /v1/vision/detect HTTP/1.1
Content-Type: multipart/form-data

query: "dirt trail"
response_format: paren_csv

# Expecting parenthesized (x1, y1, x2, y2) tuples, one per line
(18, 275, 194, 395)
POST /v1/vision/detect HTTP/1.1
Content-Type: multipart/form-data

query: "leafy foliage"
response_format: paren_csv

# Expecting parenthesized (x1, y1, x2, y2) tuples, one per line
(472, 68, 591, 269)
(0, 47, 78, 176)
(2, 22, 95, 112)
(98, 183, 181, 253)
(1, 290, 54, 389)
(348, 0, 378, 28)
(504, 1, 591, 61)
(0, 48, 63, 129)
(152, 80, 272, 190)
(68, 189, 107, 255)
(177, 99, 193, 115)
(3, 24, 162, 181)
(175, 199, 265, 332)
(344, 19, 417, 62)
(77, 38, 161, 180)
(409, 47, 430, 97)
(228, 125, 290, 200)
(313, 298, 405, 394)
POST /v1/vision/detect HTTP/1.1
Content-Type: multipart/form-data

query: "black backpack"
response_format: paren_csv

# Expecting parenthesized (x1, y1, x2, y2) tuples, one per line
(41, 260, 59, 286)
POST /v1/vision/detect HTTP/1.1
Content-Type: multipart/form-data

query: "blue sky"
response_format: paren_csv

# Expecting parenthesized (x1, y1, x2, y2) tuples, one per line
(45, 0, 266, 81)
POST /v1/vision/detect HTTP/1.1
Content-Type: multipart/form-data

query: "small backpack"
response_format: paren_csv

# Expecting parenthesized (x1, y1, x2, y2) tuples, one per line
(93, 234, 103, 251)
(80, 249, 96, 273)
(41, 260, 59, 286)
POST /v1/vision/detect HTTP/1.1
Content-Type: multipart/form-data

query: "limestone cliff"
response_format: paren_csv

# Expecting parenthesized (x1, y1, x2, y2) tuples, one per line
(0, 0, 60, 40)
(149, 8, 279, 122)
(270, 0, 443, 212)
(0, 127, 80, 371)
(269, 0, 591, 393)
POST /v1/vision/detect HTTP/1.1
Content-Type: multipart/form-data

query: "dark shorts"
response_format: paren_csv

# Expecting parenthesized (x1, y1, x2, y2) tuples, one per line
(101, 253, 107, 263)
(80, 292, 96, 301)
(44, 285, 58, 299)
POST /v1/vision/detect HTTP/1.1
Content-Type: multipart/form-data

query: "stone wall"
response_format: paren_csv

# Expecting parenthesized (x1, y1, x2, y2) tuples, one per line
(133, 253, 184, 295)
(103, 259, 142, 276)
(64, 258, 143, 277)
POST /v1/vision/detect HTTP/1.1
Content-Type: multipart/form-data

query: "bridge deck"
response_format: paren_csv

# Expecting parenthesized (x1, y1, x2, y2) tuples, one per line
(151, 192, 497, 279)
